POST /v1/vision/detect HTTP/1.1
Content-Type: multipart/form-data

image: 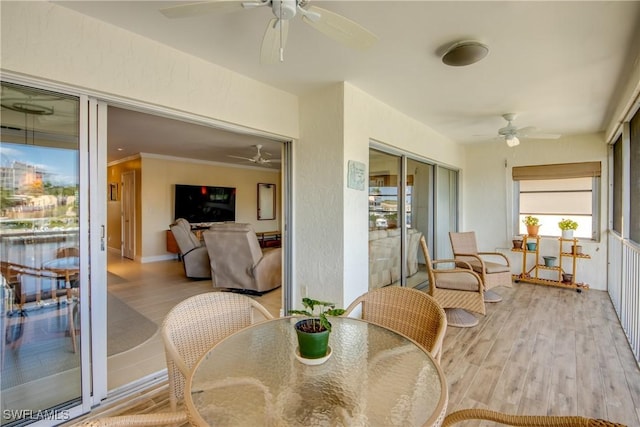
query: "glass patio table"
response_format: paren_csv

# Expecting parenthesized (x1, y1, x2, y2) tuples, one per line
(185, 316, 448, 427)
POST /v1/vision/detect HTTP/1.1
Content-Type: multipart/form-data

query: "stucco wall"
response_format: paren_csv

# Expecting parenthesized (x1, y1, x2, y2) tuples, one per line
(463, 132, 609, 290)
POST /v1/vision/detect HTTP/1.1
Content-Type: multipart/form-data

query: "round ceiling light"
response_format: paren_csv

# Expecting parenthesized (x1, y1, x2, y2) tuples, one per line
(441, 40, 489, 67)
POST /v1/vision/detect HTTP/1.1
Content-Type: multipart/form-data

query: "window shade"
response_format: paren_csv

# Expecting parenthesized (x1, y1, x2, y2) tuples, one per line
(512, 162, 601, 181)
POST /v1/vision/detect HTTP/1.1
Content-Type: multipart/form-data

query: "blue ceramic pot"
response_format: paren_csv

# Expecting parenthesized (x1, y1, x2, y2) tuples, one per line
(526, 242, 537, 251)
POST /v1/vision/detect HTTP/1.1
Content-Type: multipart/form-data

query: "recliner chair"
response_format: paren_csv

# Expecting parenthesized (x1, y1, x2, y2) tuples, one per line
(169, 218, 211, 279)
(202, 223, 281, 294)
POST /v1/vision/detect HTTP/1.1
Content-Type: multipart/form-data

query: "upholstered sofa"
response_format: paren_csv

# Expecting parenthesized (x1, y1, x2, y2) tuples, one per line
(369, 228, 422, 288)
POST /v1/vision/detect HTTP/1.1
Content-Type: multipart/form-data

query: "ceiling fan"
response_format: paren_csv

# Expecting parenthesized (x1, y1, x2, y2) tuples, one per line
(497, 113, 561, 147)
(228, 144, 280, 166)
(159, 0, 378, 64)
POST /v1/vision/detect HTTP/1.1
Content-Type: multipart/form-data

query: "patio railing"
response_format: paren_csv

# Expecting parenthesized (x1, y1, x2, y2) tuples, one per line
(608, 231, 640, 366)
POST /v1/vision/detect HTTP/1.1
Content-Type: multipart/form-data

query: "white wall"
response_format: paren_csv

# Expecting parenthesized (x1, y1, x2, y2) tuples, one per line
(463, 132, 609, 290)
(141, 155, 280, 262)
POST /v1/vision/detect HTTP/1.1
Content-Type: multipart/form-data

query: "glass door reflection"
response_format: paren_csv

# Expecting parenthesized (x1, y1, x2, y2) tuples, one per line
(1, 82, 82, 424)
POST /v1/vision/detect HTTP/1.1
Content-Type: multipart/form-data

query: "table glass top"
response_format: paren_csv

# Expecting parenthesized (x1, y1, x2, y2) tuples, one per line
(189, 316, 445, 426)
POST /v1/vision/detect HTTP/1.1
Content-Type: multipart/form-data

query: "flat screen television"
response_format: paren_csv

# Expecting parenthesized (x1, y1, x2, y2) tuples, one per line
(174, 184, 236, 224)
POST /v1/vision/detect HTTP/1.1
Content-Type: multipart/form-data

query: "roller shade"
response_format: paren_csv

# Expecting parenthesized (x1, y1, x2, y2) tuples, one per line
(512, 162, 601, 181)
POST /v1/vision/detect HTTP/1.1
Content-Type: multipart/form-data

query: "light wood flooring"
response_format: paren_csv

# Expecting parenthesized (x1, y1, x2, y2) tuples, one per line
(71, 257, 640, 426)
(106, 253, 282, 390)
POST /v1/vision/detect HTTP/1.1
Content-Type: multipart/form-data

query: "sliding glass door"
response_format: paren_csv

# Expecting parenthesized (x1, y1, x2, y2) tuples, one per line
(368, 145, 458, 291)
(1, 81, 89, 424)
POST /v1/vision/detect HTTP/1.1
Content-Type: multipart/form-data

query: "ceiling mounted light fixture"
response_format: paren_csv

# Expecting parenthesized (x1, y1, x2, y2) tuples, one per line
(441, 40, 489, 66)
(505, 135, 520, 147)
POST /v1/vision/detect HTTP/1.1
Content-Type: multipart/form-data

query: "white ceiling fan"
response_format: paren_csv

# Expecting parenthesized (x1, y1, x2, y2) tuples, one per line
(497, 113, 561, 147)
(228, 144, 280, 166)
(159, 0, 378, 64)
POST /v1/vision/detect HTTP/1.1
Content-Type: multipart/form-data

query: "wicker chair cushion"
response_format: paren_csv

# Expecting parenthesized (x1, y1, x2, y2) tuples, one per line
(435, 271, 481, 291)
(468, 259, 511, 274)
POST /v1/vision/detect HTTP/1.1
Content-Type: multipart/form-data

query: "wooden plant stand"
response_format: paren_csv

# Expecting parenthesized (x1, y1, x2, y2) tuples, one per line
(512, 235, 590, 293)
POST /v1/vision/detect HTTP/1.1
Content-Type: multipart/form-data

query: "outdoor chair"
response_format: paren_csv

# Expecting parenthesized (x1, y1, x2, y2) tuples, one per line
(161, 292, 273, 410)
(419, 236, 485, 327)
(169, 218, 211, 279)
(344, 286, 447, 363)
(442, 408, 626, 426)
(75, 411, 188, 426)
(449, 231, 512, 302)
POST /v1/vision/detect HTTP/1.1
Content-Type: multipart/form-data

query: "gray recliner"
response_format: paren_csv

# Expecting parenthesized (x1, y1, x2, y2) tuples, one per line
(169, 218, 211, 279)
(202, 223, 281, 294)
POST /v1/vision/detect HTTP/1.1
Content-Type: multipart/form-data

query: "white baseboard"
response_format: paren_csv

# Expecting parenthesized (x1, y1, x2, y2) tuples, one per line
(140, 254, 178, 264)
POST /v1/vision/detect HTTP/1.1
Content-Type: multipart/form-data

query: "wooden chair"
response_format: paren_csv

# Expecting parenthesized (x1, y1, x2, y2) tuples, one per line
(419, 236, 485, 327)
(442, 408, 627, 426)
(449, 231, 513, 302)
(344, 286, 447, 363)
(161, 292, 273, 410)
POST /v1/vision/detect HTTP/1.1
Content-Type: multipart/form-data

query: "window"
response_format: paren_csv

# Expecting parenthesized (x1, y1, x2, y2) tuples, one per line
(513, 162, 600, 240)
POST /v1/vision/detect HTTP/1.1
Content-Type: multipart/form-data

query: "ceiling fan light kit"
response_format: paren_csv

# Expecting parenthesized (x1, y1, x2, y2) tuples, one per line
(441, 40, 489, 67)
(505, 135, 520, 147)
(496, 112, 561, 147)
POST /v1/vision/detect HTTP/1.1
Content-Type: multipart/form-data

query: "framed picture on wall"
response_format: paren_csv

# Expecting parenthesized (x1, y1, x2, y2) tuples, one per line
(109, 182, 118, 201)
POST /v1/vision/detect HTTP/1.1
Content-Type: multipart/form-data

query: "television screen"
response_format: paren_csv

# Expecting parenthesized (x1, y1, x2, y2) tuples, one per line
(174, 184, 236, 224)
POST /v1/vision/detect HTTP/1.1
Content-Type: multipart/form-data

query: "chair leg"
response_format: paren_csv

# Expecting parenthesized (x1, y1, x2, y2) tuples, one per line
(483, 289, 502, 303)
(445, 308, 479, 328)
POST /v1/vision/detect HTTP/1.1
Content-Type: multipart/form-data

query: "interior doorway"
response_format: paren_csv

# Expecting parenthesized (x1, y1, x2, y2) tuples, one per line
(121, 170, 135, 260)
(103, 104, 289, 391)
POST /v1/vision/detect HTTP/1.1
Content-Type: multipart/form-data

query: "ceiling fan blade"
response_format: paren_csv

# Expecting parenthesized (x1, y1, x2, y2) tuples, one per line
(260, 19, 289, 64)
(302, 6, 377, 50)
(160, 1, 244, 18)
(228, 155, 256, 162)
(525, 133, 562, 140)
(518, 126, 561, 139)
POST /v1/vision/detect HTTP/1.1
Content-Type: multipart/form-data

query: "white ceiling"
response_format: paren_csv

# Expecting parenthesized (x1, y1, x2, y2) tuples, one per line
(52, 1, 640, 163)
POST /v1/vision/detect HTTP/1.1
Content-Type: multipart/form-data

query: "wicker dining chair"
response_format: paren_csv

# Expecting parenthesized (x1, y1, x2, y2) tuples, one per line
(75, 411, 188, 426)
(442, 408, 627, 426)
(449, 231, 513, 303)
(161, 292, 274, 410)
(343, 286, 447, 363)
(419, 236, 485, 328)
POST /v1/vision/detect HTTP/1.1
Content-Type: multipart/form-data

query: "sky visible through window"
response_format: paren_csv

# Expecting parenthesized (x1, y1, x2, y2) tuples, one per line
(1, 142, 78, 187)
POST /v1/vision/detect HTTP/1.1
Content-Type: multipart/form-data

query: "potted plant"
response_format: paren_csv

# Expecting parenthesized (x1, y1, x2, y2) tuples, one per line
(522, 215, 541, 237)
(558, 218, 578, 239)
(512, 235, 523, 250)
(289, 297, 345, 360)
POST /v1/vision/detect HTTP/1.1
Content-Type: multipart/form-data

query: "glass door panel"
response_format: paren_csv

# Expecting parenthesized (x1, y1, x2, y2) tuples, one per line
(1, 82, 82, 424)
(435, 166, 458, 260)
(406, 159, 433, 289)
(369, 150, 401, 289)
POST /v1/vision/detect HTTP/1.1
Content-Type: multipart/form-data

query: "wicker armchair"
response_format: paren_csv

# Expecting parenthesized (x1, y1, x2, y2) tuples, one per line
(419, 236, 485, 328)
(75, 411, 188, 426)
(442, 408, 627, 426)
(343, 286, 447, 363)
(449, 231, 512, 303)
(161, 292, 273, 410)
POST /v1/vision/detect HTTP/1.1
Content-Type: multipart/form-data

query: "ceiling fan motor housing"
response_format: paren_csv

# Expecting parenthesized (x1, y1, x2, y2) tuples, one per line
(272, 0, 297, 20)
